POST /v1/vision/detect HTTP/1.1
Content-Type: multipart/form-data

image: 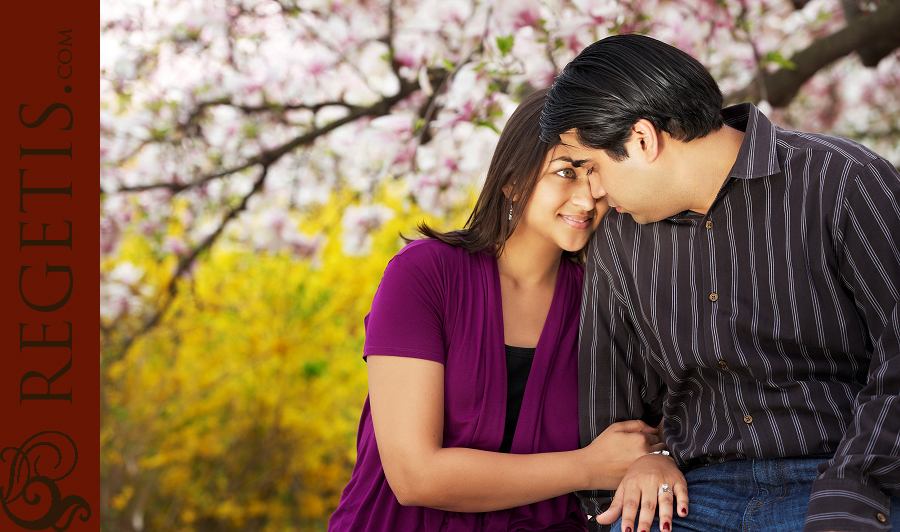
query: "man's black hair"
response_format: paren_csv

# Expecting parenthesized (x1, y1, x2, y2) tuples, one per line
(540, 34, 724, 161)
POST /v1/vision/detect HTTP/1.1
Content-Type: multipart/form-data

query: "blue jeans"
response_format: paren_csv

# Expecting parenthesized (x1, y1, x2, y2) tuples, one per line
(612, 455, 900, 532)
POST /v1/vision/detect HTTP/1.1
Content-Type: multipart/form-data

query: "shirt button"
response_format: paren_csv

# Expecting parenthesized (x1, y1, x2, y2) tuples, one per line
(718, 360, 728, 369)
(705, 220, 713, 229)
(709, 293, 718, 302)
(743, 415, 753, 424)
(876, 513, 887, 523)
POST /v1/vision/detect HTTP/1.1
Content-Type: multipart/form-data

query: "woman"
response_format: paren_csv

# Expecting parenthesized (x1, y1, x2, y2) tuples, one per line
(329, 89, 684, 531)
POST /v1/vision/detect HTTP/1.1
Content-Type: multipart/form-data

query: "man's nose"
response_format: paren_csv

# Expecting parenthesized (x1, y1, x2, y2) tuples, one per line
(589, 172, 606, 199)
(571, 178, 596, 211)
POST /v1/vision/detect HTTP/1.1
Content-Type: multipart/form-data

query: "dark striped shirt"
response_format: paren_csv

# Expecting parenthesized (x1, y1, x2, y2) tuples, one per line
(578, 103, 900, 532)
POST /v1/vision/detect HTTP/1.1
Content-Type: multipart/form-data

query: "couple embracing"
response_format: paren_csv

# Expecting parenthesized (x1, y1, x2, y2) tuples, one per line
(330, 34, 900, 532)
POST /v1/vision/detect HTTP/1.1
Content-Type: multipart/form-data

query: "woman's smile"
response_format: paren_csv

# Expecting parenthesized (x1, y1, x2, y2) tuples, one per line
(559, 214, 593, 230)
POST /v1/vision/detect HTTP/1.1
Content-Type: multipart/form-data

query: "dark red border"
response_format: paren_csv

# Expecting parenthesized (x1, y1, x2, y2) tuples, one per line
(1, 2, 99, 531)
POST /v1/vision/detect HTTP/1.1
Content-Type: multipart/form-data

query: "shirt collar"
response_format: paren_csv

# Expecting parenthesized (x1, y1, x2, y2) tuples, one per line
(722, 102, 781, 179)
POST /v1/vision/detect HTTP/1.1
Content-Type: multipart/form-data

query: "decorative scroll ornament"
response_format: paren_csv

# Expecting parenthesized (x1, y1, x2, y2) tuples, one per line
(1, 431, 91, 531)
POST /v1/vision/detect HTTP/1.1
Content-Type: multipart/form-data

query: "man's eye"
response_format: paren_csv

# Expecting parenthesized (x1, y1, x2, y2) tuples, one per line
(556, 168, 576, 178)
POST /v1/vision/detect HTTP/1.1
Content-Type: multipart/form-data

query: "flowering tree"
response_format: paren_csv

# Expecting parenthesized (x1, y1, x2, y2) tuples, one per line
(101, 0, 900, 354)
(100, 0, 900, 529)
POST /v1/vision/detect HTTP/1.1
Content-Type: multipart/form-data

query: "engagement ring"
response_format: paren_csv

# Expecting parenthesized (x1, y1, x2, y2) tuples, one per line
(658, 484, 673, 496)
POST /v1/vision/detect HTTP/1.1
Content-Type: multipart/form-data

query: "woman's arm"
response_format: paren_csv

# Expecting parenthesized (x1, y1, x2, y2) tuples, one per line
(368, 354, 663, 512)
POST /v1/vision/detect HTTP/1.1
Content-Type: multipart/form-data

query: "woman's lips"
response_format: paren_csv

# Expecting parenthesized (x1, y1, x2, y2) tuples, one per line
(560, 214, 592, 230)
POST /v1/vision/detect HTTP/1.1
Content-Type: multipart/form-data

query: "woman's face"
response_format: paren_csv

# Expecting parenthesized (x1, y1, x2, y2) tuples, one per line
(513, 144, 607, 253)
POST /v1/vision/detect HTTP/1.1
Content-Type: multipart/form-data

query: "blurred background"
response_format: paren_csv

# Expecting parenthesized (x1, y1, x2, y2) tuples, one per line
(99, 0, 900, 530)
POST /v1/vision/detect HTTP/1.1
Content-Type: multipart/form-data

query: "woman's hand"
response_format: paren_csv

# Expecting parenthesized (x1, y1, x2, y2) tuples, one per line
(368, 355, 645, 512)
(580, 420, 668, 490)
(594, 453, 688, 532)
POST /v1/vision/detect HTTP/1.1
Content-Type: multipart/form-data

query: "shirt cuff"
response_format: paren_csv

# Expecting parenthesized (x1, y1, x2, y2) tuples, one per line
(804, 477, 893, 532)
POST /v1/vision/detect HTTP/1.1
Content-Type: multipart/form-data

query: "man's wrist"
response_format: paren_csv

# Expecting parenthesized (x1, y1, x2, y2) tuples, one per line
(804, 477, 892, 532)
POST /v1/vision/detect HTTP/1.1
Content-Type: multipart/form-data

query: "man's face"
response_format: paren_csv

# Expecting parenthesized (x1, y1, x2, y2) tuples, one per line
(559, 130, 684, 225)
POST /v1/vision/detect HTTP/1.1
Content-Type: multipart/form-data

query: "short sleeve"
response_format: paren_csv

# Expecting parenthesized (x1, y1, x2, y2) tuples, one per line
(363, 244, 447, 365)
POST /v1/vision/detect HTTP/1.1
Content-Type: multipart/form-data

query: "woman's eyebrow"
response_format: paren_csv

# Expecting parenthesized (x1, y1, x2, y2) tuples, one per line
(551, 155, 592, 167)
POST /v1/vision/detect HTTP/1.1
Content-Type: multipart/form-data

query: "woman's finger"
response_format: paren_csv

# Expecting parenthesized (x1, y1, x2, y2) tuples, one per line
(648, 442, 667, 452)
(618, 483, 643, 532)
(635, 488, 658, 532)
(594, 488, 624, 525)
(673, 480, 689, 517)
(656, 482, 675, 531)
(614, 419, 655, 434)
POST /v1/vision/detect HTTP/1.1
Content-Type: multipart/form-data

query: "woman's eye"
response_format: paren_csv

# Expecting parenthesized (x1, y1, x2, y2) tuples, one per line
(556, 168, 576, 178)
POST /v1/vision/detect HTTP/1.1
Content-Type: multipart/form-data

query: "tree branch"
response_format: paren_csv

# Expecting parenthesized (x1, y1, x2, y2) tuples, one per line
(726, 0, 900, 107)
(108, 75, 438, 195)
(107, 165, 270, 364)
(385, 0, 402, 76)
(179, 98, 363, 133)
(841, 0, 899, 66)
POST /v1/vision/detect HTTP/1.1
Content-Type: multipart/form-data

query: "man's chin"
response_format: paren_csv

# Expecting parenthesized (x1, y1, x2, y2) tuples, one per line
(627, 212, 666, 225)
(619, 211, 649, 225)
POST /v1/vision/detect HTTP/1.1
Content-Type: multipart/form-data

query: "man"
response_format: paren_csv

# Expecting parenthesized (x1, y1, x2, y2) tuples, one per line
(540, 34, 900, 532)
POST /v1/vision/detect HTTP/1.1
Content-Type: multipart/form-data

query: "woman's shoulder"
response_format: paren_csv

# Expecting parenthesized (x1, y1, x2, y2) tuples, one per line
(393, 238, 489, 271)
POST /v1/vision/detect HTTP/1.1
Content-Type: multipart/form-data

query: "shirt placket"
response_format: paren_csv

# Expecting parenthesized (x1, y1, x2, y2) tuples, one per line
(700, 200, 756, 460)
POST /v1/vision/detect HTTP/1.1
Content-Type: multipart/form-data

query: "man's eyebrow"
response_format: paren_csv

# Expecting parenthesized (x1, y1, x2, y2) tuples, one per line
(551, 155, 592, 167)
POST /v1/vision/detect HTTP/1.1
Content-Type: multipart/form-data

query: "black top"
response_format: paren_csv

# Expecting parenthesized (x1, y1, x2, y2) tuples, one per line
(499, 344, 535, 453)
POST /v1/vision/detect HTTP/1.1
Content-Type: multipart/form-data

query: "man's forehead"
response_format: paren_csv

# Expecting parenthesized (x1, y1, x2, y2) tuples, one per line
(558, 130, 599, 159)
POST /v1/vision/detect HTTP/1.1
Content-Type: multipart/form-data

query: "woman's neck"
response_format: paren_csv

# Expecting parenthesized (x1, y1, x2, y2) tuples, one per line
(497, 234, 562, 287)
(496, 233, 562, 348)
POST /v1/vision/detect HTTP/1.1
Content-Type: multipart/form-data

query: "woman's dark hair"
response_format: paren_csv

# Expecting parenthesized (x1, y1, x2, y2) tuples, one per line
(410, 88, 587, 264)
(540, 33, 724, 161)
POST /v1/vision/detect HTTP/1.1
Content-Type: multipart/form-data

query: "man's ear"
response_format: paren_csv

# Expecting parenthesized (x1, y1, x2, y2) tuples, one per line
(629, 119, 661, 163)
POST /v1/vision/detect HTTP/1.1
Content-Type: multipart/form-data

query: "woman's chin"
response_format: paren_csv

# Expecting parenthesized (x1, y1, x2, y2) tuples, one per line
(560, 238, 591, 253)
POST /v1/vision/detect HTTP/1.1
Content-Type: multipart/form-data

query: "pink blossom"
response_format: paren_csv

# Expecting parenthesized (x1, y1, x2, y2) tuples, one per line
(163, 236, 189, 257)
(515, 5, 541, 29)
(100, 0, 900, 275)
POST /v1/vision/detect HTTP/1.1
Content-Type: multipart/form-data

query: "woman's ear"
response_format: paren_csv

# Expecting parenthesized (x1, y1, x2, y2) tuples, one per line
(502, 183, 518, 201)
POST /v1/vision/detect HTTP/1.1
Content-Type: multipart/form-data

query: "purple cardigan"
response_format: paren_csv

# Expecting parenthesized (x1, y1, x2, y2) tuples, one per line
(329, 239, 587, 532)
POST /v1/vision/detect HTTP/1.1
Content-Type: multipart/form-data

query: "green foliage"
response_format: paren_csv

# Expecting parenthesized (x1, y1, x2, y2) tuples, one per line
(101, 184, 471, 531)
(762, 51, 797, 70)
(496, 35, 515, 56)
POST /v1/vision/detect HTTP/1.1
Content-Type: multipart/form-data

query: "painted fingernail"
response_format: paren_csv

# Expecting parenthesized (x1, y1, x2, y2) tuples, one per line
(680, 507, 687, 515)
(663, 522, 670, 531)
(625, 528, 631, 532)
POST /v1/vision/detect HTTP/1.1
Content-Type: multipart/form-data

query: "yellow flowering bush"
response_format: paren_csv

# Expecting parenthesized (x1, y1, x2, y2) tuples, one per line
(101, 183, 471, 531)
